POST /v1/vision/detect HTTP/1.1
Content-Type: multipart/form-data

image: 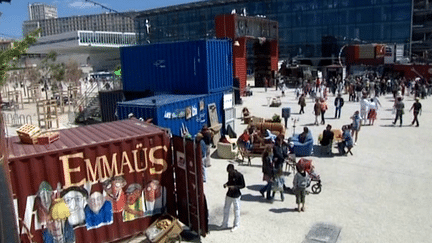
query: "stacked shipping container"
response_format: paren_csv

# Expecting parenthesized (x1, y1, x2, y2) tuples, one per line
(121, 39, 233, 94)
(118, 39, 234, 137)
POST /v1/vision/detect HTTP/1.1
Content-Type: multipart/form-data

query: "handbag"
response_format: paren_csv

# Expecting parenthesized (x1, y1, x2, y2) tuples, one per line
(272, 177, 284, 192)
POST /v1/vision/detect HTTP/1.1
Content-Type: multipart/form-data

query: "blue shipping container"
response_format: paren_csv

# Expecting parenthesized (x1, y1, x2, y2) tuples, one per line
(116, 93, 227, 137)
(120, 39, 233, 94)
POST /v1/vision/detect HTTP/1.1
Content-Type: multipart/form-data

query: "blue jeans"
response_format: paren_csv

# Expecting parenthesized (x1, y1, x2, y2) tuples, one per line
(335, 107, 342, 118)
(260, 181, 273, 199)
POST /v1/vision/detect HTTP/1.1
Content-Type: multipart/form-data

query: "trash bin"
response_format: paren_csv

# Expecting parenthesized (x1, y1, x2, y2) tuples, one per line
(282, 107, 291, 128)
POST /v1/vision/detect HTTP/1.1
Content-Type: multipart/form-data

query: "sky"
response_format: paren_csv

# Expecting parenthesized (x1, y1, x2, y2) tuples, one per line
(0, 0, 199, 39)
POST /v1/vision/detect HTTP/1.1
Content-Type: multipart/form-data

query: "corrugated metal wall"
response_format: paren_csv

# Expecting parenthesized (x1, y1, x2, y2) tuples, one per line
(0, 107, 20, 243)
(121, 40, 233, 94)
(116, 93, 228, 137)
(99, 90, 125, 122)
(7, 119, 176, 243)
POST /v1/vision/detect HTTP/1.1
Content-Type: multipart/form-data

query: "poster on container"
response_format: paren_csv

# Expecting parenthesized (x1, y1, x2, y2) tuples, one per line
(7, 119, 176, 243)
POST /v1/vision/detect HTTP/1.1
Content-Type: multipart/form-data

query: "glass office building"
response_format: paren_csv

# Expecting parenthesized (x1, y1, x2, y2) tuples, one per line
(135, 0, 413, 62)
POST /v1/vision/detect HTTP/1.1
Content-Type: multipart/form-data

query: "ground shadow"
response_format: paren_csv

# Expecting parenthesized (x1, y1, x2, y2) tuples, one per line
(180, 230, 202, 241)
(379, 124, 410, 127)
(380, 118, 394, 120)
(311, 145, 335, 158)
(385, 108, 394, 111)
(247, 184, 263, 192)
(208, 224, 229, 232)
(240, 193, 274, 203)
(302, 123, 319, 127)
(269, 208, 298, 213)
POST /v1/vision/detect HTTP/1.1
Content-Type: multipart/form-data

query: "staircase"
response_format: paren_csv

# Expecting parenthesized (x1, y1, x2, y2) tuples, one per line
(74, 82, 101, 124)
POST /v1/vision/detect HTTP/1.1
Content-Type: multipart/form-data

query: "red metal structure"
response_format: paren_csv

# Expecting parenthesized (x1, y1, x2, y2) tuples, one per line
(7, 119, 177, 243)
(215, 14, 278, 96)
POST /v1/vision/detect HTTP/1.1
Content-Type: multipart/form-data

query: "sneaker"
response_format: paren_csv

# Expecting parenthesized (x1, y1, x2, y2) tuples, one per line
(301, 206, 305, 212)
(231, 226, 239, 232)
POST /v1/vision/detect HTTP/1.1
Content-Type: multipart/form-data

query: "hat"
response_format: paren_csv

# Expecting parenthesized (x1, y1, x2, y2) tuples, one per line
(415, 97, 420, 101)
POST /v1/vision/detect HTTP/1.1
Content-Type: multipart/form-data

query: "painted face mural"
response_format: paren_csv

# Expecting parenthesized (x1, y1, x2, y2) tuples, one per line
(103, 176, 127, 213)
(35, 181, 53, 225)
(123, 183, 144, 222)
(144, 180, 166, 215)
(43, 198, 75, 243)
(60, 187, 88, 227)
(84, 191, 113, 230)
(88, 192, 105, 214)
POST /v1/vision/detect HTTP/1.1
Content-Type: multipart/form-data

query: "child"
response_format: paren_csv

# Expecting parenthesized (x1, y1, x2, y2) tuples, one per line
(350, 111, 361, 144)
(271, 174, 285, 202)
(341, 125, 354, 155)
(293, 164, 310, 212)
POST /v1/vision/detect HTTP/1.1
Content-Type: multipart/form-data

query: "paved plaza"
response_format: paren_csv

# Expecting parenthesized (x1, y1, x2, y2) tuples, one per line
(200, 87, 431, 243)
(2, 87, 431, 243)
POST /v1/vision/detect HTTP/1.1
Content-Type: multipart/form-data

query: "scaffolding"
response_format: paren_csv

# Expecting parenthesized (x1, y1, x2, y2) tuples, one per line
(6, 90, 24, 109)
(36, 100, 59, 129)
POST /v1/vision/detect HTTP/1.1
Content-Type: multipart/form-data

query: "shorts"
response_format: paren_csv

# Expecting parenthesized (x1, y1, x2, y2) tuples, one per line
(295, 188, 306, 204)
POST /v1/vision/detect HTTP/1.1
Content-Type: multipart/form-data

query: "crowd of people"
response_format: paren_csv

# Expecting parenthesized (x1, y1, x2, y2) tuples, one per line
(198, 73, 428, 232)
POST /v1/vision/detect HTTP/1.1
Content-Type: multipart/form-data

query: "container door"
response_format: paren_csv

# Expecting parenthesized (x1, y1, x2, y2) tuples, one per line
(172, 136, 208, 237)
(223, 93, 235, 135)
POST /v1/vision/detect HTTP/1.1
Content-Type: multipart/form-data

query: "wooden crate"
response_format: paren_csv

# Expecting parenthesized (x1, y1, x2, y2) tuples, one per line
(18, 133, 40, 144)
(16, 124, 40, 137)
(145, 214, 183, 243)
(37, 132, 60, 145)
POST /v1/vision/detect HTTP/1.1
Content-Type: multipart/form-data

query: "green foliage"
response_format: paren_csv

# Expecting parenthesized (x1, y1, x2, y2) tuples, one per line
(272, 113, 281, 123)
(0, 29, 41, 86)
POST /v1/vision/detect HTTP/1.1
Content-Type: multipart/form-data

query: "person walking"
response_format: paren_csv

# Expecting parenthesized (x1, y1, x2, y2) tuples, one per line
(298, 93, 306, 114)
(409, 97, 422, 127)
(320, 98, 328, 125)
(392, 96, 405, 127)
(350, 111, 361, 145)
(273, 135, 288, 173)
(221, 164, 245, 232)
(334, 93, 344, 119)
(367, 98, 378, 126)
(313, 98, 321, 125)
(293, 164, 310, 212)
(259, 146, 274, 200)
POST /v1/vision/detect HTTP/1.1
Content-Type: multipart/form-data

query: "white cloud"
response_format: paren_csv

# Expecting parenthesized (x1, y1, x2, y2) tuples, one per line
(69, 0, 97, 9)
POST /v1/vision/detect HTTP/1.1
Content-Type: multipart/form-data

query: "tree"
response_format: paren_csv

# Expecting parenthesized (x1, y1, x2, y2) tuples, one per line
(0, 29, 40, 86)
(65, 60, 82, 86)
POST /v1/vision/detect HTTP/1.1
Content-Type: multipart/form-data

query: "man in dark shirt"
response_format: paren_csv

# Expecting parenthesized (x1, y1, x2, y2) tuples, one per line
(334, 93, 344, 119)
(220, 164, 245, 232)
(273, 135, 288, 173)
(320, 124, 334, 155)
(410, 97, 422, 127)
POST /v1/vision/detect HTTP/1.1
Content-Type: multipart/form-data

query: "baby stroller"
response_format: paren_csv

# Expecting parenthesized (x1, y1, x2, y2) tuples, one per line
(297, 158, 322, 194)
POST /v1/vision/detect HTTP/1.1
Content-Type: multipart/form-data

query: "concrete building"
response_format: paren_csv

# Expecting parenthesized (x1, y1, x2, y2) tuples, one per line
(23, 12, 136, 38)
(0, 39, 13, 51)
(28, 2, 57, 21)
(26, 31, 136, 71)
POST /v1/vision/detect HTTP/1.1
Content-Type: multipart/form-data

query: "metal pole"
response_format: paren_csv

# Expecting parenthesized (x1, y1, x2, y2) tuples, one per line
(409, 0, 414, 60)
(183, 137, 191, 228)
(193, 139, 202, 242)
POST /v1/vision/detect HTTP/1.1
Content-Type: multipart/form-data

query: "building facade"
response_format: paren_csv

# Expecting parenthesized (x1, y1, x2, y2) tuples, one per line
(28, 3, 57, 20)
(135, 0, 414, 63)
(23, 12, 135, 37)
